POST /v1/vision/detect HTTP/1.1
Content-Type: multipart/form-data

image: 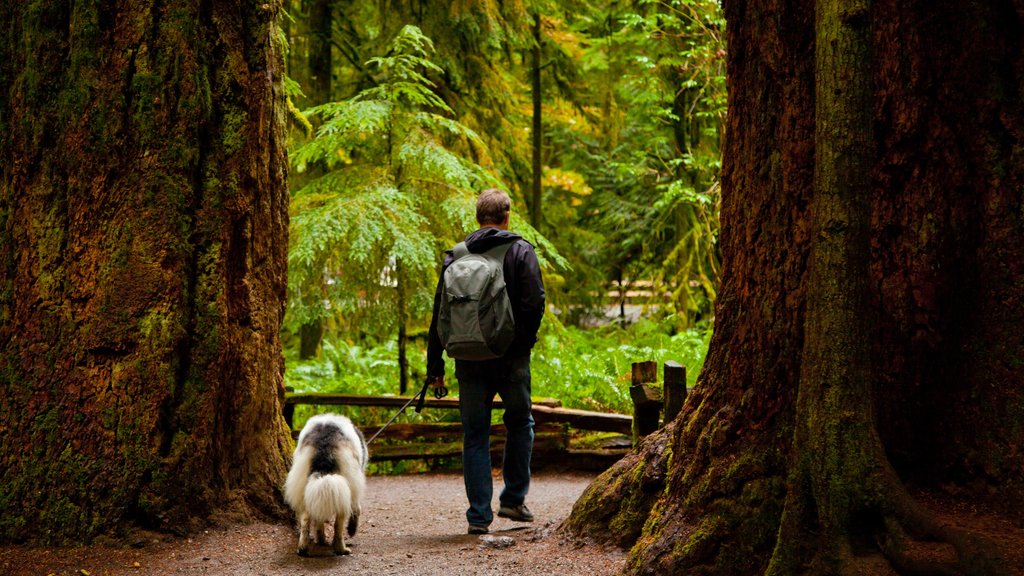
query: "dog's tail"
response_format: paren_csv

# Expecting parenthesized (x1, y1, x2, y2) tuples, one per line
(304, 473, 352, 524)
(284, 444, 313, 512)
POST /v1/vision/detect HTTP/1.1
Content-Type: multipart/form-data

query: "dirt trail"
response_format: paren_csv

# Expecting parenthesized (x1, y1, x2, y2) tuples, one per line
(1, 470, 626, 576)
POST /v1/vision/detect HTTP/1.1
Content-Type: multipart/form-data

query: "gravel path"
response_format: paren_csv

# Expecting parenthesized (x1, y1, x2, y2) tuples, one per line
(1, 470, 626, 576)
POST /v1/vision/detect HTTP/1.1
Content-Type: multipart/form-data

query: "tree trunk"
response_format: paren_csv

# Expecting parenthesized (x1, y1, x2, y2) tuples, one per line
(530, 12, 543, 229)
(299, 320, 324, 359)
(397, 261, 409, 395)
(563, 1, 1024, 574)
(295, 0, 334, 359)
(0, 0, 293, 543)
(768, 0, 885, 570)
(309, 0, 333, 106)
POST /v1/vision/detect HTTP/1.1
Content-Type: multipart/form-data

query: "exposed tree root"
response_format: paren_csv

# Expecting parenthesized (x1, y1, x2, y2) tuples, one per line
(767, 455, 1007, 576)
(876, 481, 1008, 576)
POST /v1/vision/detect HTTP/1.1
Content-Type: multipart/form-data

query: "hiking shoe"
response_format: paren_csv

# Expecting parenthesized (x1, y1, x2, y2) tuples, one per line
(497, 503, 534, 522)
(468, 524, 489, 535)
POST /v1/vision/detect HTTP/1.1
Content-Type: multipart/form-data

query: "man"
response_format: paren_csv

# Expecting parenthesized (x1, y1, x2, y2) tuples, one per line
(426, 188, 546, 535)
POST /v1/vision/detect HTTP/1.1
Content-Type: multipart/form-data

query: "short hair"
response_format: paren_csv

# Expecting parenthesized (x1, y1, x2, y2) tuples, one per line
(476, 188, 511, 225)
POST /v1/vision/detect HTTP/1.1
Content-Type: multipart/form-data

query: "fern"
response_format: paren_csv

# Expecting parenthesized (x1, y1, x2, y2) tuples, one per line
(287, 25, 563, 339)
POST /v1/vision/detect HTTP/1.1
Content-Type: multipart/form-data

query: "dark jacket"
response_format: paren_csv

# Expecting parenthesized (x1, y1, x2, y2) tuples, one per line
(426, 227, 546, 377)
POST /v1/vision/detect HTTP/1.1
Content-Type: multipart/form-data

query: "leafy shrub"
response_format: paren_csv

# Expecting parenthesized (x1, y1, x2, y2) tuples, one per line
(285, 316, 712, 419)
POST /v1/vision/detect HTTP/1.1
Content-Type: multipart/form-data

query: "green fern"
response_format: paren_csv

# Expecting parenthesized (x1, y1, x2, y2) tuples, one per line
(288, 25, 562, 338)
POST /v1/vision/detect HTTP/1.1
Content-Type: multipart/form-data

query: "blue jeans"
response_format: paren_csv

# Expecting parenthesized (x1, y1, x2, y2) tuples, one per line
(455, 354, 534, 527)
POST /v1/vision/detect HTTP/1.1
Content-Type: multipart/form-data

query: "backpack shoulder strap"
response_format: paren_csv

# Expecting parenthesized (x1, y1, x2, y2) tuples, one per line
(482, 240, 515, 262)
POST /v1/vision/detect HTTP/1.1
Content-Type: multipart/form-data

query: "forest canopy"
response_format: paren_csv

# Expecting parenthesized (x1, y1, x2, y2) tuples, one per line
(282, 0, 725, 349)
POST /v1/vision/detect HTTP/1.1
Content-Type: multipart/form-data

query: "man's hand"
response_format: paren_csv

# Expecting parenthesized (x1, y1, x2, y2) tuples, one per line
(426, 375, 448, 400)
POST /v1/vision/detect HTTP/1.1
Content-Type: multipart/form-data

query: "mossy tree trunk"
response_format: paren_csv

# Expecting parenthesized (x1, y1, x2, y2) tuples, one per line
(0, 0, 293, 543)
(563, 1, 1023, 574)
(768, 0, 888, 570)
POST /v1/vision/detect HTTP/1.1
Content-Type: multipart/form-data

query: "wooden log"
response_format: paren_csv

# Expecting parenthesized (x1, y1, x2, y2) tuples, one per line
(366, 431, 569, 462)
(356, 422, 567, 442)
(284, 392, 561, 409)
(285, 395, 631, 435)
(531, 404, 633, 434)
(663, 361, 687, 422)
(291, 422, 570, 442)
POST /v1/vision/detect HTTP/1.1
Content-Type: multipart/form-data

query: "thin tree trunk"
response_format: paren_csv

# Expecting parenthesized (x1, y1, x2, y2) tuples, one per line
(297, 0, 333, 359)
(309, 0, 333, 106)
(397, 261, 409, 395)
(0, 0, 292, 543)
(530, 12, 543, 229)
(299, 321, 325, 358)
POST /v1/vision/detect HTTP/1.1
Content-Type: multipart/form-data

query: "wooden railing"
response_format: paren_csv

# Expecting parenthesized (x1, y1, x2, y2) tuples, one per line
(283, 361, 685, 469)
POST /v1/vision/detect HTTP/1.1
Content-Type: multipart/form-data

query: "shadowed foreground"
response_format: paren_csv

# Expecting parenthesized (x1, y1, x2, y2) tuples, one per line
(0, 470, 625, 576)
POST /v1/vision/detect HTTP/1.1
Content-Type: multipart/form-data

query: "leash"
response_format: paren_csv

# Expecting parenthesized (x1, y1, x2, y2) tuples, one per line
(365, 380, 449, 445)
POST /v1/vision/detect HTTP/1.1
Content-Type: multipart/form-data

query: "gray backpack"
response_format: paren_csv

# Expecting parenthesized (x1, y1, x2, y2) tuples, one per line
(438, 241, 516, 360)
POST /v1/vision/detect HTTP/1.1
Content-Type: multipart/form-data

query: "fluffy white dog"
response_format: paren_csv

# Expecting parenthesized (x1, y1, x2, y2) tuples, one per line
(284, 413, 368, 556)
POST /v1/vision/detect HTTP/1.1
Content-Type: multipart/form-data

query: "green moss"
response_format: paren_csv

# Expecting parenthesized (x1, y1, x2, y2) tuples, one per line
(0, 206, 12, 324)
(221, 108, 247, 154)
(130, 71, 162, 146)
(138, 308, 181, 350)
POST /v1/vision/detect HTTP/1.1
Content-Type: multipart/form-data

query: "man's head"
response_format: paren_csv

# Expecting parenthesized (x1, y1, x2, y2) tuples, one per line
(476, 188, 511, 229)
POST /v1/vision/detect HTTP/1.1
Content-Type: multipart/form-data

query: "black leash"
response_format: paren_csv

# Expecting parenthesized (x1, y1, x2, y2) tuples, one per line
(365, 380, 449, 445)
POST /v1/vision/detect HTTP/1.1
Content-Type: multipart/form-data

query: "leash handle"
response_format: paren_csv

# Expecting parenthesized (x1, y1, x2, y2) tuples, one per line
(366, 380, 449, 445)
(414, 380, 431, 413)
(416, 379, 449, 412)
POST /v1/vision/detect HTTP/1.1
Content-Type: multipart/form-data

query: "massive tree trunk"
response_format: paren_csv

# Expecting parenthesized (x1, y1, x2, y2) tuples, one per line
(0, 1, 293, 543)
(564, 1, 1023, 574)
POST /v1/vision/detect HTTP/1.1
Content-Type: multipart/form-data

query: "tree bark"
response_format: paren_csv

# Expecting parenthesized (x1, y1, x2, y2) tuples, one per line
(308, 0, 333, 106)
(299, 320, 324, 359)
(295, 0, 334, 360)
(397, 260, 409, 394)
(530, 12, 543, 229)
(767, 0, 883, 570)
(564, 1, 1024, 574)
(0, 0, 293, 543)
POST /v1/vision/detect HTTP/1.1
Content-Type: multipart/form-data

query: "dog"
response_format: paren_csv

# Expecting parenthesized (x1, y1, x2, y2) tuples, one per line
(284, 413, 368, 556)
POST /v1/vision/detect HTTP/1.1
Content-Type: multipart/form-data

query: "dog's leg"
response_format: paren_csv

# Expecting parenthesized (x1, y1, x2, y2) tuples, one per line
(332, 512, 351, 555)
(297, 512, 311, 556)
(316, 521, 326, 545)
(347, 505, 360, 537)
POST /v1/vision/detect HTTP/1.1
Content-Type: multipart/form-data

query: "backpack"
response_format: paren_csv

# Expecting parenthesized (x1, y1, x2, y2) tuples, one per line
(438, 241, 516, 360)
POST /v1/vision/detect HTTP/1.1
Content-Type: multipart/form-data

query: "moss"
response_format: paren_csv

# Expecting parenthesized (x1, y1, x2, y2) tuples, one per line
(130, 71, 162, 146)
(138, 308, 182, 351)
(569, 453, 667, 549)
(0, 205, 12, 324)
(221, 107, 247, 154)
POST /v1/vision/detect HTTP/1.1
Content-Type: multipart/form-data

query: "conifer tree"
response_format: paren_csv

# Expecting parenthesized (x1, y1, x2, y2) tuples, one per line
(288, 25, 561, 389)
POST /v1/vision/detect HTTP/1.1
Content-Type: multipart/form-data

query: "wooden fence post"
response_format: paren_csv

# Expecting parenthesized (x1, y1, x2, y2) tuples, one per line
(663, 361, 687, 422)
(630, 361, 661, 443)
